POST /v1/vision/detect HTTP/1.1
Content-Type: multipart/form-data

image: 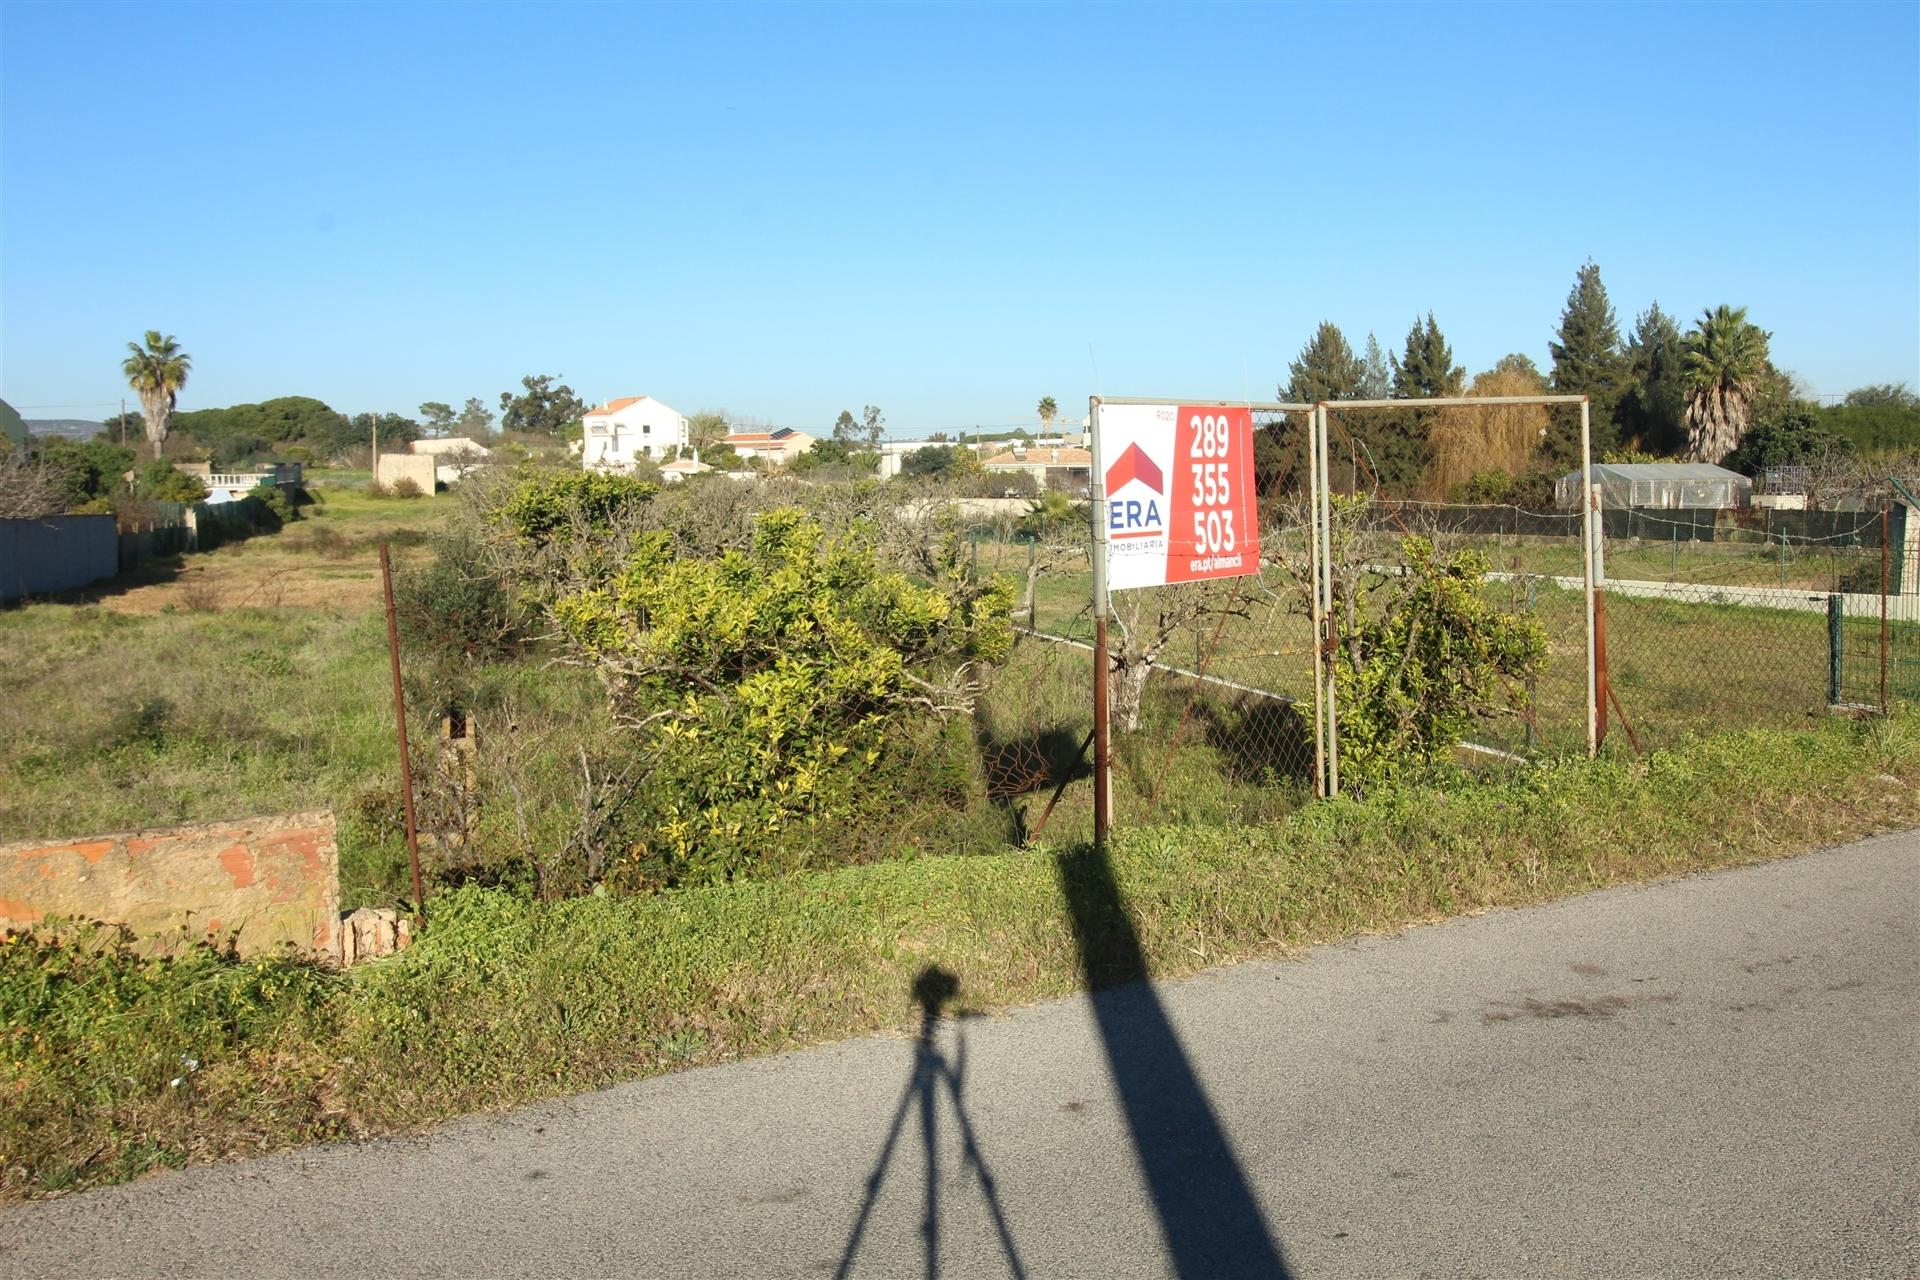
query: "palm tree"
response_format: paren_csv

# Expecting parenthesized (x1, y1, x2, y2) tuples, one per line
(122, 331, 191, 455)
(1037, 396, 1057, 435)
(1681, 306, 1769, 465)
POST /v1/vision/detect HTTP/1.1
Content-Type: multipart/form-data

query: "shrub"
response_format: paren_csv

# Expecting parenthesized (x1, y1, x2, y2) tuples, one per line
(546, 508, 1013, 886)
(1333, 536, 1547, 786)
(500, 469, 657, 542)
(395, 531, 525, 662)
(134, 460, 208, 504)
(249, 482, 294, 527)
(389, 476, 423, 499)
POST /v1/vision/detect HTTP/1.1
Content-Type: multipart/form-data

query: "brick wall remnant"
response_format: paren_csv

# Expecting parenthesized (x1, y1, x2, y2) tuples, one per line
(0, 810, 341, 961)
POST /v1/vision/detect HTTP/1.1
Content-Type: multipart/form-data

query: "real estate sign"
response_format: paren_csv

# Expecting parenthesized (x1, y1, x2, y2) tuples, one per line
(1100, 403, 1261, 592)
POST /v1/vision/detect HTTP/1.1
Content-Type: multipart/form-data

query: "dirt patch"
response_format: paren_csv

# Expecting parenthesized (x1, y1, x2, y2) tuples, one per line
(78, 507, 441, 617)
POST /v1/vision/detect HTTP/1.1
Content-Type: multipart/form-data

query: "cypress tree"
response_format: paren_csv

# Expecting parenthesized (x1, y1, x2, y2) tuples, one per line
(1391, 313, 1465, 398)
(1283, 321, 1366, 403)
(1618, 302, 1687, 454)
(1359, 333, 1390, 399)
(1548, 261, 1627, 453)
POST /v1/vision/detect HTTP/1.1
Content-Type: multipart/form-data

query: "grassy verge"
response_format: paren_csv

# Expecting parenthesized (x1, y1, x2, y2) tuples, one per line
(4, 711, 1916, 1200)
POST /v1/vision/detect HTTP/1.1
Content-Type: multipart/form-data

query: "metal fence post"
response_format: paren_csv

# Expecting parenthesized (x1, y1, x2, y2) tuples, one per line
(380, 543, 426, 915)
(1882, 503, 1891, 712)
(1827, 593, 1844, 707)
(1308, 405, 1326, 798)
(1320, 404, 1336, 794)
(1580, 397, 1600, 757)
(1087, 398, 1111, 848)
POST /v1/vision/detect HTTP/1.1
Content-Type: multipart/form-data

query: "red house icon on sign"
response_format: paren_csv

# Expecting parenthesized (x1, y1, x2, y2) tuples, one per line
(1105, 443, 1163, 495)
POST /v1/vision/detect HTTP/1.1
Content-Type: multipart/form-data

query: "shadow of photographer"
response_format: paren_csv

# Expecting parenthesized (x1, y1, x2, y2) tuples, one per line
(837, 840, 1292, 1279)
(835, 966, 1028, 1280)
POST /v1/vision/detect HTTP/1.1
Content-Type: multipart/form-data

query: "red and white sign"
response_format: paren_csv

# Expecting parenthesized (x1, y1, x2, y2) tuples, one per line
(1100, 403, 1260, 592)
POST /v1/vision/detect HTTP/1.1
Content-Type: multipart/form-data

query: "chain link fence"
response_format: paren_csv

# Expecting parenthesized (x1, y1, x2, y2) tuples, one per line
(957, 409, 1915, 848)
(1601, 502, 1918, 746)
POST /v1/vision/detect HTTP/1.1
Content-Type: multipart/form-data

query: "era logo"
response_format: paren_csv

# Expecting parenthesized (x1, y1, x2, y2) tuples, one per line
(1106, 443, 1164, 533)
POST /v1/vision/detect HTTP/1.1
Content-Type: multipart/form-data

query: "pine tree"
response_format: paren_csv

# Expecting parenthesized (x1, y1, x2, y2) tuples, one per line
(1549, 260, 1627, 415)
(1618, 302, 1687, 454)
(1283, 321, 1365, 403)
(1390, 313, 1465, 398)
(1359, 333, 1390, 399)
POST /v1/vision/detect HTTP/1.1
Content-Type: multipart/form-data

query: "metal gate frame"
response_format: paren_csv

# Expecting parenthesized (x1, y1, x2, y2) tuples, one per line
(1087, 393, 1600, 849)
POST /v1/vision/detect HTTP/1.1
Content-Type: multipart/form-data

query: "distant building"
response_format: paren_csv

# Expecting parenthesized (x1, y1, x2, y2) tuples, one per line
(408, 436, 492, 486)
(175, 461, 304, 505)
(981, 443, 1093, 495)
(659, 458, 714, 484)
(723, 427, 816, 467)
(582, 397, 688, 472)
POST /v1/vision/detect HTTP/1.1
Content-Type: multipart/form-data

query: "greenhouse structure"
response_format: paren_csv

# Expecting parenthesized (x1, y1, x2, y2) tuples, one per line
(1555, 462, 1752, 511)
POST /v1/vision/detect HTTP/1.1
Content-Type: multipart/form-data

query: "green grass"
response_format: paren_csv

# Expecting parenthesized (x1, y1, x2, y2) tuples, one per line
(5, 710, 1915, 1199)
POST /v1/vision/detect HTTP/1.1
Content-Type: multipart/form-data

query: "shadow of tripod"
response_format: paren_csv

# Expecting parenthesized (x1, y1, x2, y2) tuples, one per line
(835, 966, 1029, 1280)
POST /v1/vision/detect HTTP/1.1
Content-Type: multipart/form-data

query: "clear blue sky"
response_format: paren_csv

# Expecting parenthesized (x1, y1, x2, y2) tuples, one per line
(3, 1, 1915, 436)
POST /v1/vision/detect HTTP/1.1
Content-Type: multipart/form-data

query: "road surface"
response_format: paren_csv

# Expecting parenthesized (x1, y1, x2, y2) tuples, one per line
(5, 830, 1916, 1278)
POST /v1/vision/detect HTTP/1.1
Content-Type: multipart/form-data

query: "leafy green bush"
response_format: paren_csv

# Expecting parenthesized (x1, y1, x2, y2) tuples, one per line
(501, 469, 658, 542)
(1450, 467, 1557, 511)
(249, 481, 295, 527)
(133, 460, 208, 503)
(1333, 537, 1548, 786)
(548, 508, 1013, 886)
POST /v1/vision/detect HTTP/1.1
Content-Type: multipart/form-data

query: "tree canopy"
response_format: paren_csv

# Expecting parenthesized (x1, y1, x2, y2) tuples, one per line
(1682, 305, 1771, 464)
(1617, 303, 1687, 454)
(1391, 313, 1465, 399)
(121, 331, 191, 453)
(1549, 261, 1627, 419)
(499, 374, 587, 436)
(1284, 321, 1365, 403)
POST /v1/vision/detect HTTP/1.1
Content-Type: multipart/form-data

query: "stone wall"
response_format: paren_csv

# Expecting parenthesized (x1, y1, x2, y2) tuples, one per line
(373, 452, 436, 495)
(0, 810, 340, 961)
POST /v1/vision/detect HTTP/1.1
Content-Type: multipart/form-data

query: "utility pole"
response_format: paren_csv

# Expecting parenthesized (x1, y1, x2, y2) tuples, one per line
(371, 411, 379, 488)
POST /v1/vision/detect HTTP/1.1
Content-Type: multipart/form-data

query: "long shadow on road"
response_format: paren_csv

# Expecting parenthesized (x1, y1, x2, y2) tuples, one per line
(1055, 841, 1293, 1279)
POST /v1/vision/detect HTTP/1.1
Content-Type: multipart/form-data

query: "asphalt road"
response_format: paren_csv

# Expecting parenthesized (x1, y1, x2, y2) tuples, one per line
(5, 831, 1917, 1279)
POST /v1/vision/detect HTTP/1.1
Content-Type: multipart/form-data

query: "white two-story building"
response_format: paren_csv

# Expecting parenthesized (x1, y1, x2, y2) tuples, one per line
(581, 396, 688, 471)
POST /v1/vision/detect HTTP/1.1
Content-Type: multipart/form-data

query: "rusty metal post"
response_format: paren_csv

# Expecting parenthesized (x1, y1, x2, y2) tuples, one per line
(1088, 398, 1111, 848)
(379, 543, 427, 914)
(1593, 581, 1611, 751)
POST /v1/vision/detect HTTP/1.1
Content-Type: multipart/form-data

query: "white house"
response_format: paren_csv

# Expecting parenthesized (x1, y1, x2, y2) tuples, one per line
(981, 443, 1093, 495)
(582, 396, 688, 472)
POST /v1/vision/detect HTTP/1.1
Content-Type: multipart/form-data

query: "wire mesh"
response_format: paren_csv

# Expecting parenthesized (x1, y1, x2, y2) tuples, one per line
(1600, 504, 1915, 746)
(965, 407, 1914, 849)
(966, 410, 1322, 841)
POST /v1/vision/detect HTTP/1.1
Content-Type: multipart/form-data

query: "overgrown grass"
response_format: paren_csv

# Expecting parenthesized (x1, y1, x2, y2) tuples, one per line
(0, 601, 615, 906)
(4, 711, 1915, 1199)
